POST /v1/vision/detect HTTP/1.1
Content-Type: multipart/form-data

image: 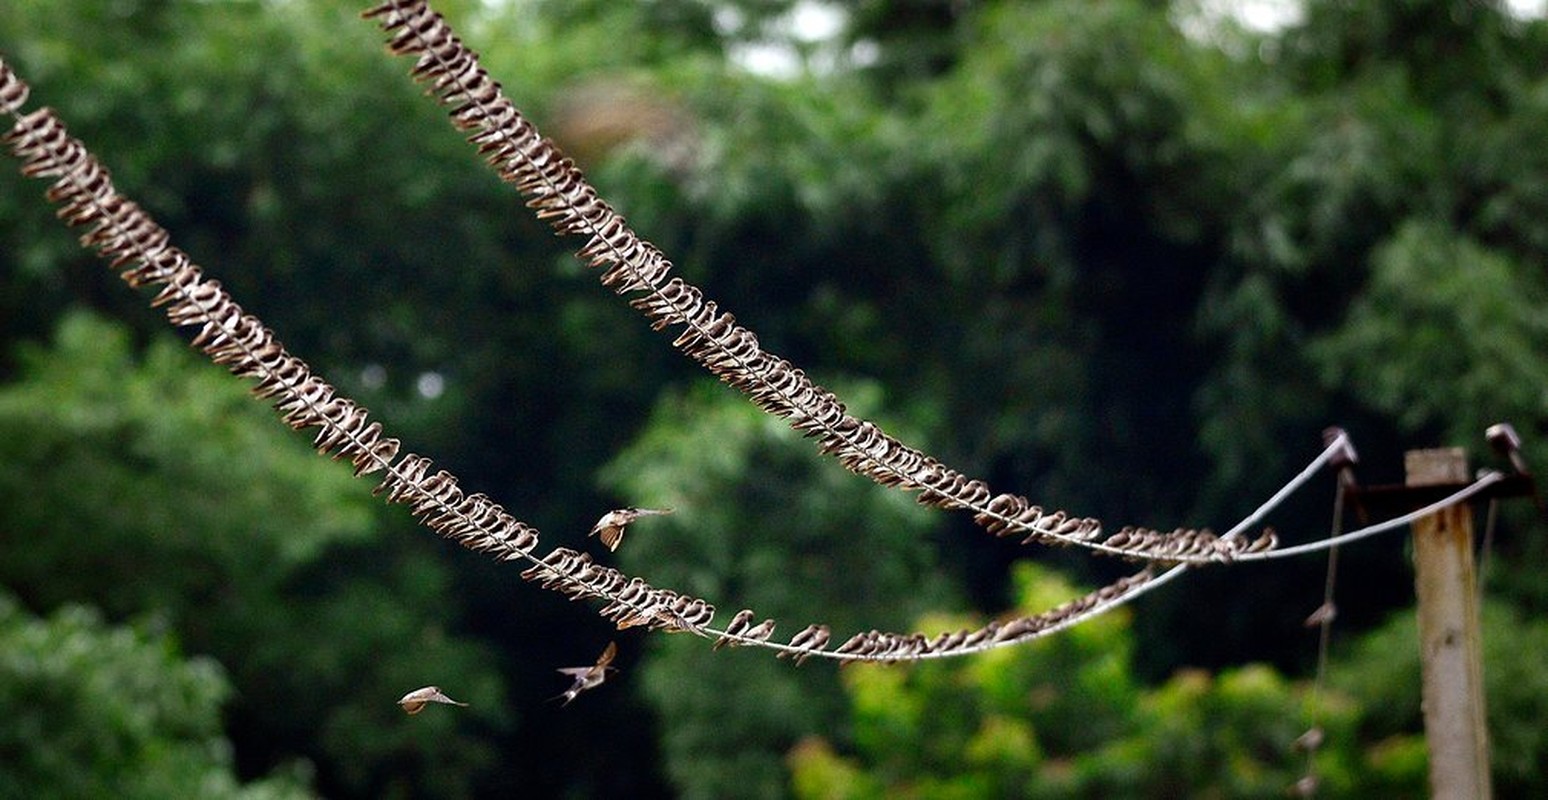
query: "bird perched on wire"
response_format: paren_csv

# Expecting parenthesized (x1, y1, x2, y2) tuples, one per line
(555, 641, 618, 706)
(397, 686, 469, 715)
(588, 506, 674, 552)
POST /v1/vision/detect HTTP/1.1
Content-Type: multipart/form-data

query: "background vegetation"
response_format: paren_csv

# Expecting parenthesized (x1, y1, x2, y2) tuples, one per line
(2, 0, 1547, 796)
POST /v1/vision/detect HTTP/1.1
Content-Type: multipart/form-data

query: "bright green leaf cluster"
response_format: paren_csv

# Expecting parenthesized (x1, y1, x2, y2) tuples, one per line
(791, 563, 1369, 799)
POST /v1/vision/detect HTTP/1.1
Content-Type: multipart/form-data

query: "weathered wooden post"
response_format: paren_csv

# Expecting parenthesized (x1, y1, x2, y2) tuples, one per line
(1406, 448, 1491, 799)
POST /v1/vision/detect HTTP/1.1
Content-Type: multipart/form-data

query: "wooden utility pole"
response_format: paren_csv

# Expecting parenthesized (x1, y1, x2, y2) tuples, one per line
(1407, 448, 1492, 800)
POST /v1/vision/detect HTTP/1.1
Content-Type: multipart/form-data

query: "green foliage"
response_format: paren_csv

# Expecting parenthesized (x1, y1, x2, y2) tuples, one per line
(794, 564, 1548, 797)
(602, 381, 959, 798)
(0, 312, 509, 797)
(5, 0, 1548, 796)
(1310, 221, 1548, 441)
(1085, 664, 1360, 798)
(0, 592, 313, 799)
(1330, 600, 1548, 797)
(789, 563, 1367, 799)
(0, 312, 374, 611)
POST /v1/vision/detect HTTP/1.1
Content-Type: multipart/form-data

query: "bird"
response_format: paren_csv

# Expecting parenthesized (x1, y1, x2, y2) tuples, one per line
(588, 506, 674, 552)
(397, 686, 469, 715)
(740, 618, 777, 643)
(778, 624, 830, 665)
(714, 609, 755, 650)
(1302, 601, 1337, 628)
(554, 641, 618, 706)
(1294, 726, 1325, 753)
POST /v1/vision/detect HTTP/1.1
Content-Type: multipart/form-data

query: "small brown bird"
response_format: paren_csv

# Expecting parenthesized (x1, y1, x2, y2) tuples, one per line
(1294, 726, 1326, 753)
(714, 609, 756, 650)
(397, 686, 469, 715)
(555, 641, 618, 706)
(779, 624, 831, 666)
(1302, 601, 1338, 628)
(740, 618, 777, 643)
(1291, 774, 1320, 798)
(588, 506, 674, 552)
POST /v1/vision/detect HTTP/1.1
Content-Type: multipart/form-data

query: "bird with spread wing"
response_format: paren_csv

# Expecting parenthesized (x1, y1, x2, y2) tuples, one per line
(588, 506, 673, 552)
(397, 686, 469, 715)
(555, 641, 618, 706)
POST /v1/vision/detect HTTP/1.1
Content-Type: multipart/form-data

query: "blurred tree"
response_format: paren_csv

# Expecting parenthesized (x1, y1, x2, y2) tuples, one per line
(1329, 600, 1548, 798)
(5, 0, 1548, 796)
(847, 0, 967, 85)
(1196, 0, 1548, 644)
(1, 1, 682, 792)
(0, 313, 510, 797)
(1309, 221, 1548, 444)
(601, 381, 960, 798)
(0, 592, 314, 799)
(788, 565, 1548, 798)
(788, 563, 1404, 799)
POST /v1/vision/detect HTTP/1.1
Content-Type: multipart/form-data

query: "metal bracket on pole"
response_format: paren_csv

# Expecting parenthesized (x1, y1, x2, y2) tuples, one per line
(1314, 423, 1543, 800)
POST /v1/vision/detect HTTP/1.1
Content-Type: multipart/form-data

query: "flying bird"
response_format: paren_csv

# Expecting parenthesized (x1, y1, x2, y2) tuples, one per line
(397, 686, 469, 715)
(588, 506, 674, 552)
(555, 641, 618, 706)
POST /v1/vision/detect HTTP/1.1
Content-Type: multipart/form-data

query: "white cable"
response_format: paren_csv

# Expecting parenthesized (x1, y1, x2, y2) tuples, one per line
(1233, 470, 1504, 562)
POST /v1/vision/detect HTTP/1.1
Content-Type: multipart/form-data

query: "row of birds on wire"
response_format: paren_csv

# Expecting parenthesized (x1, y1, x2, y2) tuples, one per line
(1, 1, 1526, 721)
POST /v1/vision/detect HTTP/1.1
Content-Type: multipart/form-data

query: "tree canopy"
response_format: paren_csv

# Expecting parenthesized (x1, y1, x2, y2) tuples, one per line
(2, 0, 1547, 796)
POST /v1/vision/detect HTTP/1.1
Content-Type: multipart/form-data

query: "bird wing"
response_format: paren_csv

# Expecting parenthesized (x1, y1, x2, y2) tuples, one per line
(589, 510, 623, 536)
(431, 691, 470, 707)
(597, 525, 623, 551)
(398, 686, 469, 712)
(596, 640, 618, 668)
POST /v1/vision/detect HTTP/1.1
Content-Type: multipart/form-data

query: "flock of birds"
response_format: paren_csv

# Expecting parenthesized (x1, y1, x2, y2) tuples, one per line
(398, 506, 671, 714)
